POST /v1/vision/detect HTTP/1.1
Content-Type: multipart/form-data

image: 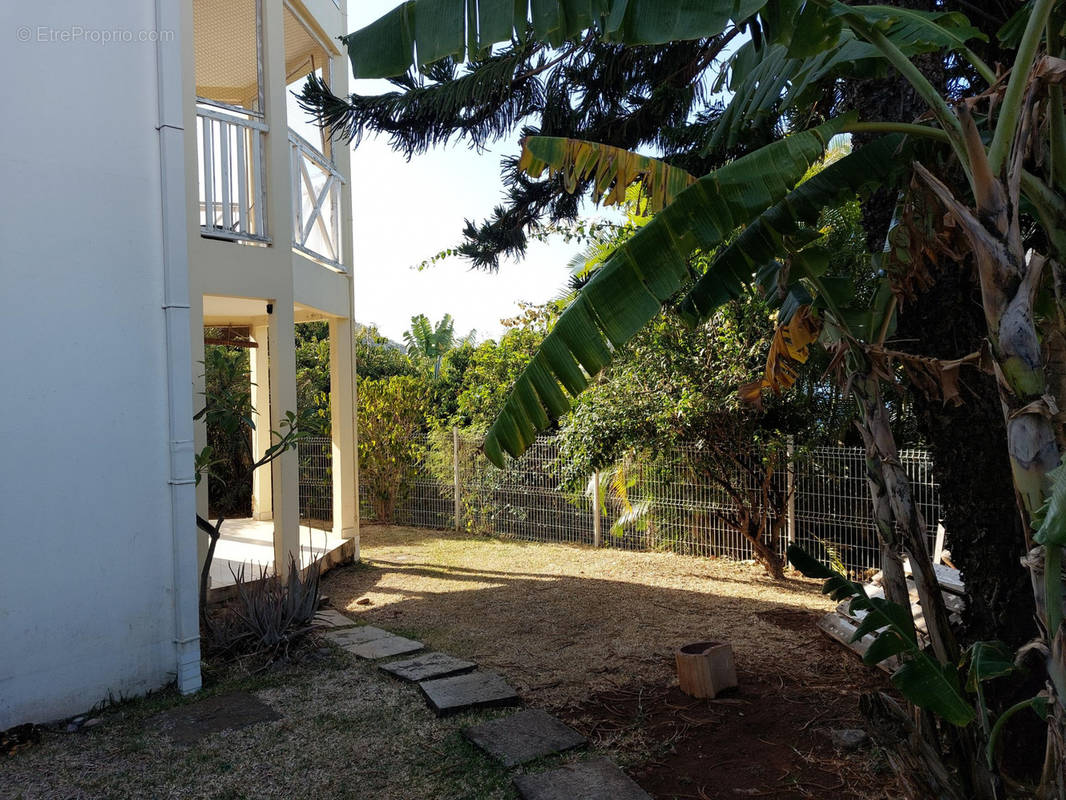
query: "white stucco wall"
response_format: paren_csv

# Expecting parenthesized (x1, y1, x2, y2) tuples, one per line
(0, 1, 195, 727)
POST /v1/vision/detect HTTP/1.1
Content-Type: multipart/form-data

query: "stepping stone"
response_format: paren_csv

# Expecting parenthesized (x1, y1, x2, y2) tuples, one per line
(315, 608, 356, 628)
(513, 758, 652, 800)
(380, 652, 477, 683)
(326, 626, 423, 659)
(419, 671, 521, 717)
(464, 709, 586, 766)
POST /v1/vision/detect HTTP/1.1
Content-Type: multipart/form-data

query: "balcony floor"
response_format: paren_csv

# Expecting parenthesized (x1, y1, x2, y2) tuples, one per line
(208, 518, 352, 598)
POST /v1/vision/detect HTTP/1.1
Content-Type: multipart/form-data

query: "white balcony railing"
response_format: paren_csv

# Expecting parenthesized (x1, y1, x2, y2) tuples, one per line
(197, 100, 269, 243)
(290, 129, 345, 271)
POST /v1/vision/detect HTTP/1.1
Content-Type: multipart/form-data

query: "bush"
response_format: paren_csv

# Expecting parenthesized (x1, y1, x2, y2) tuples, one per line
(204, 555, 322, 663)
(358, 375, 432, 521)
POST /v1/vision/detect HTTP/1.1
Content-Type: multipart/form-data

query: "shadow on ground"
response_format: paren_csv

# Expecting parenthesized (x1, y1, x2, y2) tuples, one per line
(321, 524, 894, 799)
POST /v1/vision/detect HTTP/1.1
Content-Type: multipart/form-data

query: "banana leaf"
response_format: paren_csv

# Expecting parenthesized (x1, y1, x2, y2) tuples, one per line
(788, 545, 975, 726)
(341, 0, 768, 78)
(1033, 455, 1066, 546)
(484, 118, 850, 465)
(678, 133, 905, 324)
(826, 3, 987, 54)
(708, 35, 883, 152)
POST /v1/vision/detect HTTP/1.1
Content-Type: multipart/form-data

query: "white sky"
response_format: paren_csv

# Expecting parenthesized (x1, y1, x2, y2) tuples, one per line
(323, 0, 584, 343)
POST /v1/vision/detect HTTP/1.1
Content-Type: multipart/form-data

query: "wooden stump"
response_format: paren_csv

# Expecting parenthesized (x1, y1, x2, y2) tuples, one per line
(676, 641, 737, 699)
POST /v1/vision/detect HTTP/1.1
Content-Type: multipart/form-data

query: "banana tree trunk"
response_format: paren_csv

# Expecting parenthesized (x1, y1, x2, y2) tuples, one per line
(852, 372, 958, 664)
(916, 145, 1066, 793)
(854, 375, 911, 614)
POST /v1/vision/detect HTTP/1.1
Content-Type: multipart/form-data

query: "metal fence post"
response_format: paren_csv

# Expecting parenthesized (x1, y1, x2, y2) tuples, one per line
(786, 436, 796, 546)
(453, 426, 461, 531)
(592, 471, 602, 548)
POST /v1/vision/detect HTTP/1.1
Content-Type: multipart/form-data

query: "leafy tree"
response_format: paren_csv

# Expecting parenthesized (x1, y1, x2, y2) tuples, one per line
(559, 303, 800, 576)
(355, 322, 415, 380)
(195, 384, 311, 624)
(450, 316, 549, 430)
(295, 322, 331, 435)
(310, 2, 1066, 794)
(358, 375, 432, 521)
(202, 338, 253, 518)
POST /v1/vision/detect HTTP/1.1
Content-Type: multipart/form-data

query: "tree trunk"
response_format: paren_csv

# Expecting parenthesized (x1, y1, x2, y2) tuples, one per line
(852, 373, 956, 661)
(196, 514, 223, 623)
(915, 151, 1066, 796)
(895, 258, 1035, 645)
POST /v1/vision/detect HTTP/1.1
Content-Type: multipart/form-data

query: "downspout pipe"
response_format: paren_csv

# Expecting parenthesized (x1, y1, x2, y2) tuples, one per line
(154, 0, 202, 694)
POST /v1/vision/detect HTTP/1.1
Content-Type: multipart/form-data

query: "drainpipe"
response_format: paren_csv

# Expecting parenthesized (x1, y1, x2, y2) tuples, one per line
(155, 0, 202, 694)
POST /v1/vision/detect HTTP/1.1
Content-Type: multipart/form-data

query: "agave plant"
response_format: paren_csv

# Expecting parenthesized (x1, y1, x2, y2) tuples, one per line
(316, 1, 1066, 793)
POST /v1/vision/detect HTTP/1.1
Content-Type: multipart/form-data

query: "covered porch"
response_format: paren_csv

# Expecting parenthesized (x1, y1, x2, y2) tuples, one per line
(207, 518, 354, 601)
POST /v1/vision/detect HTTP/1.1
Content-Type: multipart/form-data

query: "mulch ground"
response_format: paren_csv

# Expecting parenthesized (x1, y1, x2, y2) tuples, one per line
(324, 525, 900, 799)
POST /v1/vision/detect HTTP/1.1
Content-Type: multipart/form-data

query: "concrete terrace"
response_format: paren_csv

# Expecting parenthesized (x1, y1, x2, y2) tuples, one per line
(207, 518, 352, 599)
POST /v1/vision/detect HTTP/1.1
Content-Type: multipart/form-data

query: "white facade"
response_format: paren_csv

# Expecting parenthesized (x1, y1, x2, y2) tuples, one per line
(0, 0, 357, 729)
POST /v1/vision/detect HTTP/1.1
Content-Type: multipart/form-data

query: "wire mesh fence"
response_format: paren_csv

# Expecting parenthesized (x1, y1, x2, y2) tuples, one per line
(303, 432, 943, 577)
(298, 437, 333, 527)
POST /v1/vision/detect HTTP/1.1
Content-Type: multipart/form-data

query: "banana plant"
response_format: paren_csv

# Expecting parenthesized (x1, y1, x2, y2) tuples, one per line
(327, 1, 1066, 792)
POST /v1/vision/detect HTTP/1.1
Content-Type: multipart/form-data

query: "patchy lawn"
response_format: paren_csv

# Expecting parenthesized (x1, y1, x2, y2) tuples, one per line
(329, 525, 897, 799)
(2, 525, 897, 799)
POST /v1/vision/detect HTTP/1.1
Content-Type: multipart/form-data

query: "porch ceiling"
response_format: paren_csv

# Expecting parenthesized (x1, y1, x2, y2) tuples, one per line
(202, 295, 340, 326)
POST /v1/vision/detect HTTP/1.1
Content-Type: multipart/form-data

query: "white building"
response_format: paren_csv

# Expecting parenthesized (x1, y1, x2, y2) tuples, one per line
(0, 0, 358, 728)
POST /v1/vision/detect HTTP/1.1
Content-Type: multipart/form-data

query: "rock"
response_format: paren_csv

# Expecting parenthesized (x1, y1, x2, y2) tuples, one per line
(830, 728, 868, 751)
(82, 718, 103, 729)
(314, 608, 356, 628)
(356, 597, 372, 605)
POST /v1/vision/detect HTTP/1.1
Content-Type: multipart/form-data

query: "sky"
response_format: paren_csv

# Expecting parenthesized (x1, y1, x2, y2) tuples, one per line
(326, 0, 587, 344)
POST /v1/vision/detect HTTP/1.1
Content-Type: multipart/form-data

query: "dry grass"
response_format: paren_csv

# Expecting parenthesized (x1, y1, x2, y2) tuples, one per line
(1, 649, 518, 800)
(329, 525, 875, 708)
(2, 525, 891, 799)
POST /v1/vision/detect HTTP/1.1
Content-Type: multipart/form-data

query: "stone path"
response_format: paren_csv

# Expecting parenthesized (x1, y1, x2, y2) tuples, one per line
(463, 709, 586, 767)
(325, 625, 423, 659)
(512, 758, 653, 800)
(314, 608, 357, 628)
(323, 617, 647, 796)
(380, 652, 477, 683)
(420, 671, 521, 717)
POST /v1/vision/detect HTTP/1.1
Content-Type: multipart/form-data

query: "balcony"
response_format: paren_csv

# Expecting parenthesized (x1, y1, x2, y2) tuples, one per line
(289, 129, 345, 272)
(196, 101, 346, 271)
(197, 100, 268, 243)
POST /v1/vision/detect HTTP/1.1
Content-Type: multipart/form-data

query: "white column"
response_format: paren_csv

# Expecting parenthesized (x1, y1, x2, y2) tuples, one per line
(267, 302, 300, 577)
(250, 324, 273, 520)
(329, 319, 359, 550)
(260, 0, 300, 578)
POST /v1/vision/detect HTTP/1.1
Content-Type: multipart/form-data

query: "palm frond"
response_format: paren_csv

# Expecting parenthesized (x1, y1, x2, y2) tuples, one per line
(519, 136, 696, 215)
